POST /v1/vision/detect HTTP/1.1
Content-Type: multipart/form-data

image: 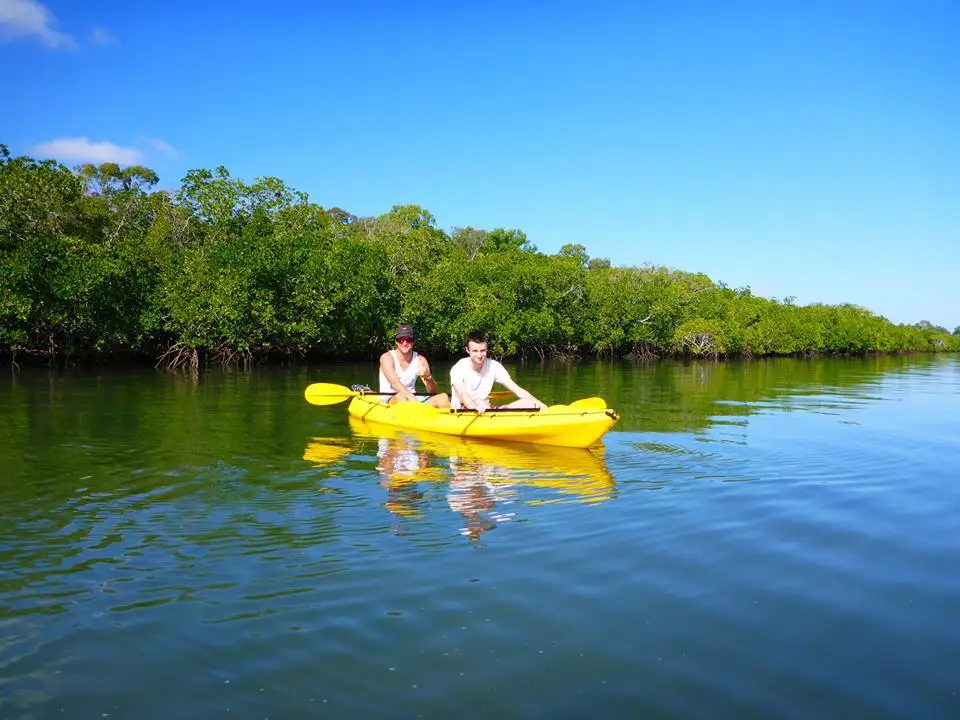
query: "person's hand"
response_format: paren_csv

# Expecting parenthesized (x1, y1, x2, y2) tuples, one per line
(476, 399, 491, 414)
(418, 360, 432, 381)
(400, 389, 416, 402)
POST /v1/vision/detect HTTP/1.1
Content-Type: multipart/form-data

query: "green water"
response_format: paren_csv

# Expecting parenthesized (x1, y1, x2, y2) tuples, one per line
(2, 356, 958, 717)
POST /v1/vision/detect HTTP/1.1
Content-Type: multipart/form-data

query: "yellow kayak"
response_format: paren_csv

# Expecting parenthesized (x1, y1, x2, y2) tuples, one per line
(345, 393, 619, 448)
(347, 416, 615, 503)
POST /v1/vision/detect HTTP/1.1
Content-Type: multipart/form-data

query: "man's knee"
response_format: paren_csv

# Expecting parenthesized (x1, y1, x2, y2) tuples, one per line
(428, 393, 451, 409)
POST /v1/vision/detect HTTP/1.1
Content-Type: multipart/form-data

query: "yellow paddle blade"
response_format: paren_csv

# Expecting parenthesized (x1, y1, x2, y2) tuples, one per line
(539, 397, 608, 414)
(539, 403, 568, 414)
(569, 397, 608, 410)
(304, 382, 360, 406)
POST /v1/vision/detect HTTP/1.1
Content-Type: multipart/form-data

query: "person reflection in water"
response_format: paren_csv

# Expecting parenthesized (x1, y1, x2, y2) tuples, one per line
(376, 435, 430, 529)
(446, 456, 515, 544)
(371, 429, 519, 543)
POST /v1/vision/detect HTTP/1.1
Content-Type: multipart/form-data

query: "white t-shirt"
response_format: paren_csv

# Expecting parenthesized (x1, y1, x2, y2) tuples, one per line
(449, 357, 511, 409)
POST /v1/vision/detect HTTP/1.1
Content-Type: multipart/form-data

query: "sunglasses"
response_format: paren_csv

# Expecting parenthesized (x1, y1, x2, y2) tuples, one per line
(395, 337, 414, 344)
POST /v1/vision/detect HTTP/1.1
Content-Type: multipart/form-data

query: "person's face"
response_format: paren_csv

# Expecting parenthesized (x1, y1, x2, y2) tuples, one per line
(395, 336, 414, 351)
(465, 340, 487, 368)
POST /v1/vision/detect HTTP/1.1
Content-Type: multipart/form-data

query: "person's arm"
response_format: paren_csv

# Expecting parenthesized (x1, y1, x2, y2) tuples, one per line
(379, 352, 416, 402)
(498, 377, 543, 407)
(496, 364, 545, 409)
(418, 356, 438, 394)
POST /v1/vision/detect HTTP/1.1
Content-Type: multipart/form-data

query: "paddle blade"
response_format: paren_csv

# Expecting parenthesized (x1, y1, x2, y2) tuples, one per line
(539, 397, 608, 414)
(304, 382, 359, 406)
(569, 397, 608, 410)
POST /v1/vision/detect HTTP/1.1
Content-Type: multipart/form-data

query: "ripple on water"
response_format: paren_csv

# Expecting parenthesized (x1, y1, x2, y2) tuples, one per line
(2, 360, 959, 716)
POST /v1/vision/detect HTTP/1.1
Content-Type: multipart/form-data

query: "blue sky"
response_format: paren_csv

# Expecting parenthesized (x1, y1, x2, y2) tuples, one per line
(2, 0, 957, 328)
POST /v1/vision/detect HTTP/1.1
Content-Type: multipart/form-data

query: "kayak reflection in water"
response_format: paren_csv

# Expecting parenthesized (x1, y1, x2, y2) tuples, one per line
(350, 417, 616, 541)
(449, 330, 546, 414)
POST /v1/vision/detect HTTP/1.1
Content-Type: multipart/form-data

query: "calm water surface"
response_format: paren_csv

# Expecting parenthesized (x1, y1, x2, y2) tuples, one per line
(2, 356, 958, 718)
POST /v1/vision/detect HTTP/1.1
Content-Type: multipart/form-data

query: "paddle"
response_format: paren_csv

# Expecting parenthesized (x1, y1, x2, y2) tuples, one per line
(304, 383, 605, 414)
(451, 407, 543, 414)
(568, 397, 608, 411)
(304, 383, 517, 407)
(304, 382, 435, 406)
(451, 398, 606, 414)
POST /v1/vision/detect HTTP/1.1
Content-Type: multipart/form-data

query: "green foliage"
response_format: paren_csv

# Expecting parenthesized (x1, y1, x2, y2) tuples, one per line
(448, 226, 534, 261)
(673, 318, 728, 358)
(557, 243, 589, 266)
(0, 143, 954, 367)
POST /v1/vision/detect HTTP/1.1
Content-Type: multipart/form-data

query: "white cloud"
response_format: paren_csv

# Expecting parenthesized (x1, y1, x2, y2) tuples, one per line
(148, 138, 179, 157)
(31, 137, 143, 165)
(91, 25, 116, 45)
(0, 0, 74, 49)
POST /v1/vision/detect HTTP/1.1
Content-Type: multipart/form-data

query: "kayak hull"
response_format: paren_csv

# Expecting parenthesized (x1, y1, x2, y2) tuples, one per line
(346, 394, 619, 448)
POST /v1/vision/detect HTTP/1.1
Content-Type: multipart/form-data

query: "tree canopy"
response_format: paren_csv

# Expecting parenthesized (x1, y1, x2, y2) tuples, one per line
(1, 144, 956, 367)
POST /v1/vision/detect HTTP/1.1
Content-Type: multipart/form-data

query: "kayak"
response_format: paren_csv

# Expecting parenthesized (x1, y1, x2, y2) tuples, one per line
(345, 393, 619, 448)
(347, 416, 615, 503)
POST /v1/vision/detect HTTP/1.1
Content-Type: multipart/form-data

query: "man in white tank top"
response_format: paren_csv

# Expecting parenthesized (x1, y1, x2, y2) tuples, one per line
(378, 324, 451, 408)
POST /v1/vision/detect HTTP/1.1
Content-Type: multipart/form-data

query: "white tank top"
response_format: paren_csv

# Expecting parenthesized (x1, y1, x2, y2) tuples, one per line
(378, 350, 421, 396)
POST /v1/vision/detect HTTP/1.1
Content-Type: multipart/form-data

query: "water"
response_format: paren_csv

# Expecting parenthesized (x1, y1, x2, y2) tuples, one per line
(1, 356, 958, 717)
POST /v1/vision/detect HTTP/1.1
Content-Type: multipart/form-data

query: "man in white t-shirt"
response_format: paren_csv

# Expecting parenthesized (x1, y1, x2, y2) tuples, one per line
(449, 330, 547, 413)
